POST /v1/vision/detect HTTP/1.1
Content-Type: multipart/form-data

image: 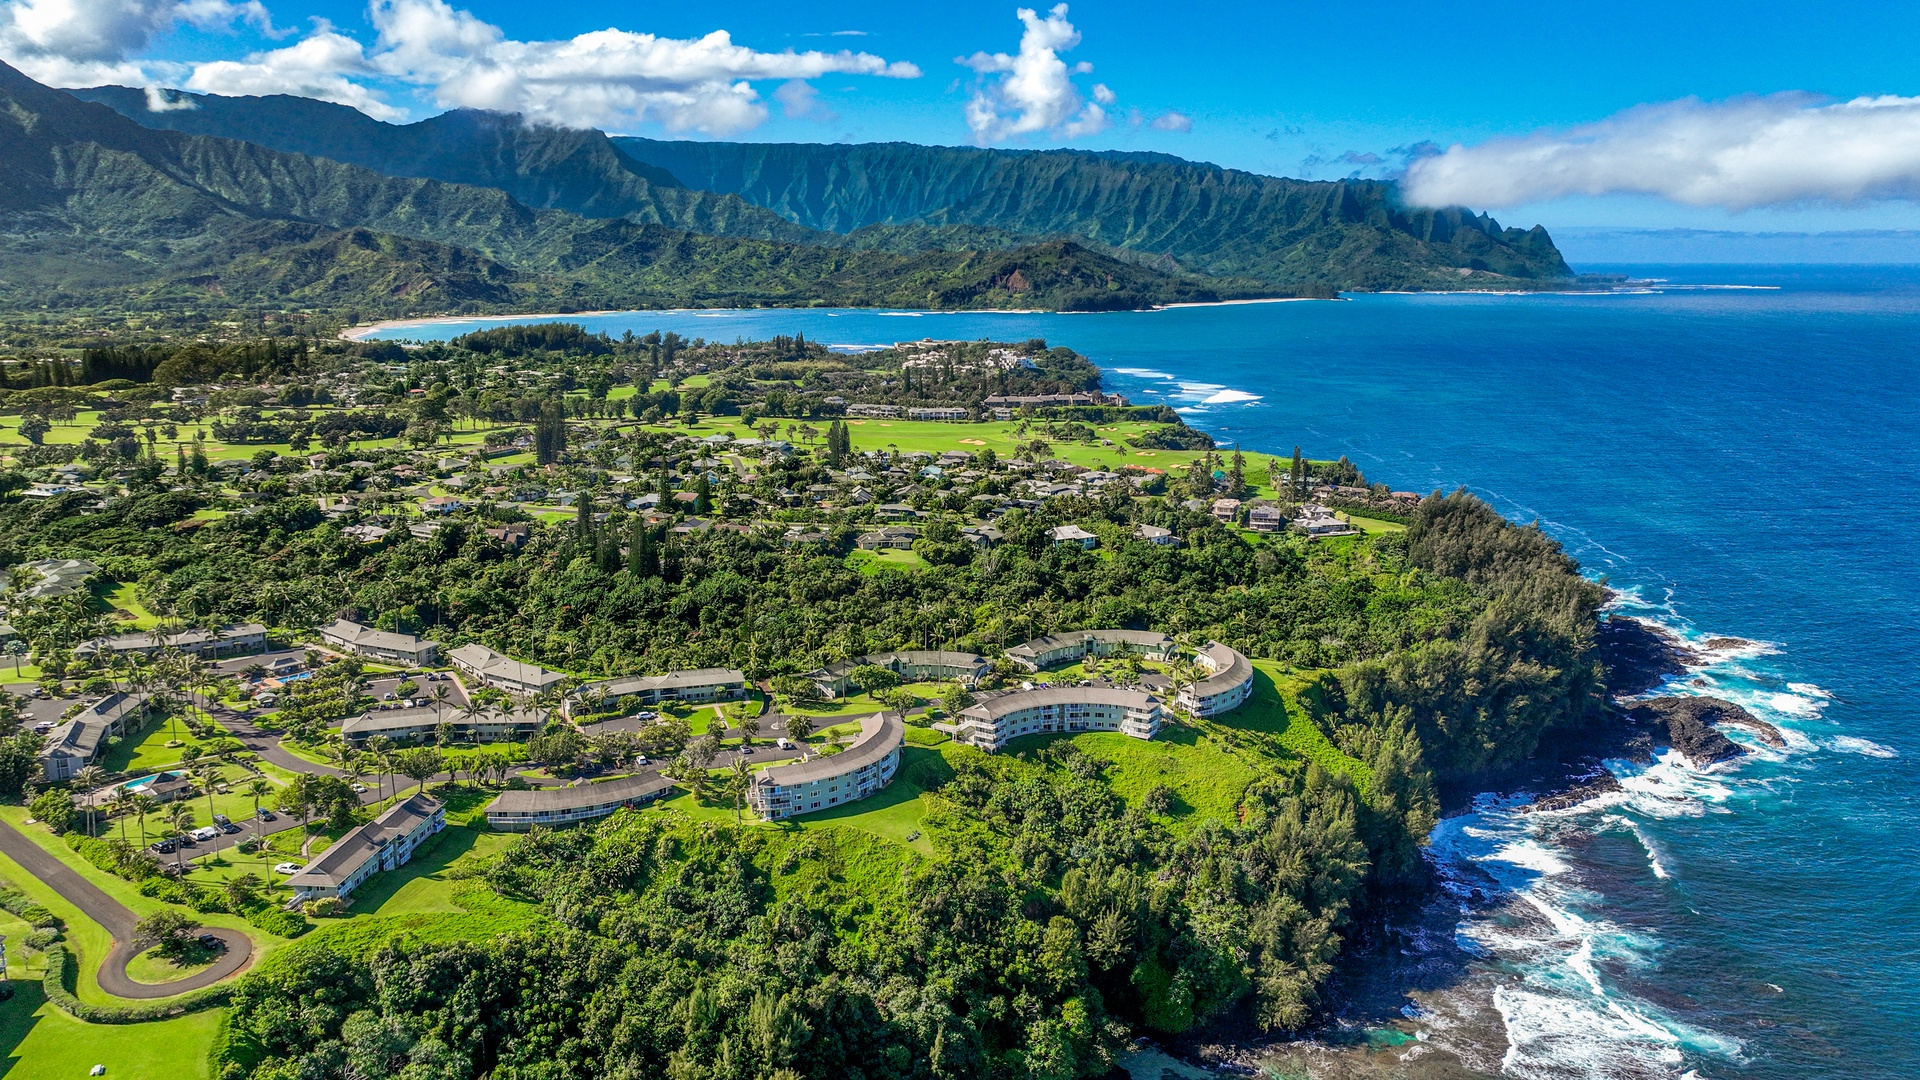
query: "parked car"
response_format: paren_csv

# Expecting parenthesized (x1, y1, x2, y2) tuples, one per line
(776, 738, 792, 750)
(273, 862, 303, 875)
(257, 809, 277, 822)
(177, 835, 196, 847)
(220, 822, 242, 834)
(191, 825, 220, 841)
(350, 782, 367, 793)
(149, 840, 177, 854)
(198, 933, 221, 948)
(212, 814, 231, 826)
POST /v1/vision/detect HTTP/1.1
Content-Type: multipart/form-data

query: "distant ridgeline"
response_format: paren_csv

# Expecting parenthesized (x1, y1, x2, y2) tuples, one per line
(0, 74, 1572, 325)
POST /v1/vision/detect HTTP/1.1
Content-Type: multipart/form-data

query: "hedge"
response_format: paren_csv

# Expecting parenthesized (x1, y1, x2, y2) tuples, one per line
(42, 947, 231, 1023)
(0, 884, 59, 929)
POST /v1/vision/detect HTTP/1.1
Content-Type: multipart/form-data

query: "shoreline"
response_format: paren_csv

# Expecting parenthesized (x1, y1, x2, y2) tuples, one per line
(339, 294, 1345, 341)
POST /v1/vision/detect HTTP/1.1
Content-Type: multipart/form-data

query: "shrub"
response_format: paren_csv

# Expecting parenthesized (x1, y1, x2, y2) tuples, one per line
(69, 834, 161, 882)
(302, 897, 343, 917)
(244, 906, 309, 938)
(22, 927, 61, 950)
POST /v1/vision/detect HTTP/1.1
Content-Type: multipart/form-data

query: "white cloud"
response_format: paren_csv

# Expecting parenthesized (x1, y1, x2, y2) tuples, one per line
(1404, 93, 1920, 210)
(358, 0, 917, 134)
(1149, 109, 1190, 132)
(773, 77, 834, 122)
(959, 4, 1110, 143)
(0, 0, 270, 86)
(187, 27, 404, 119)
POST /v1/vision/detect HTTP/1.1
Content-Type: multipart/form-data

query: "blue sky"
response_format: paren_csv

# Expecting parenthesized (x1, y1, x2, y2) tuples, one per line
(8, 0, 1920, 233)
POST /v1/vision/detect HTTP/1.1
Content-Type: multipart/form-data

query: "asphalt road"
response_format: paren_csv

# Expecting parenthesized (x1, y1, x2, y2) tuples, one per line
(0, 818, 251, 998)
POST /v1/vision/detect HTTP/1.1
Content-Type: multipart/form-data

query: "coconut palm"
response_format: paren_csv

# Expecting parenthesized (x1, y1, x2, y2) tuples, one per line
(193, 763, 220, 829)
(245, 778, 273, 823)
(165, 802, 194, 871)
(131, 793, 156, 846)
(108, 788, 133, 842)
(727, 758, 753, 825)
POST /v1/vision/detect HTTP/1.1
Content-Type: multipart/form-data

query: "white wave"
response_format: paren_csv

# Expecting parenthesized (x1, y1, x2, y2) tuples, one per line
(1787, 682, 1832, 699)
(1174, 381, 1224, 395)
(1624, 820, 1671, 879)
(1199, 388, 1264, 405)
(1765, 692, 1825, 718)
(875, 311, 925, 317)
(1112, 366, 1175, 379)
(1828, 735, 1898, 759)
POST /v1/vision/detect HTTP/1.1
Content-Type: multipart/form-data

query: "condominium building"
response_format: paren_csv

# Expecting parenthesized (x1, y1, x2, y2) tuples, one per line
(747, 712, 903, 821)
(447, 644, 565, 695)
(286, 794, 445, 903)
(567, 668, 748, 717)
(1004, 629, 1176, 672)
(76, 622, 267, 660)
(1176, 641, 1255, 717)
(39, 693, 149, 782)
(342, 705, 542, 746)
(484, 774, 675, 830)
(804, 650, 990, 699)
(317, 619, 440, 666)
(949, 686, 1163, 753)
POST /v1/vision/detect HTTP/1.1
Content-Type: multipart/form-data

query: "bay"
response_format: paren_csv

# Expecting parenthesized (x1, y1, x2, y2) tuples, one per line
(370, 265, 1920, 1079)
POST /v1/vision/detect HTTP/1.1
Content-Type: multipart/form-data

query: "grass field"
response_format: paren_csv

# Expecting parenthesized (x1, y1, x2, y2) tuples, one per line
(1338, 512, 1407, 534)
(98, 582, 163, 630)
(0, 989, 222, 1080)
(123, 944, 218, 984)
(847, 548, 928, 574)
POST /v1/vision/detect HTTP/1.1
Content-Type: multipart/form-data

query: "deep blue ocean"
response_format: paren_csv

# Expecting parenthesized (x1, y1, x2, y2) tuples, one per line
(369, 265, 1919, 1079)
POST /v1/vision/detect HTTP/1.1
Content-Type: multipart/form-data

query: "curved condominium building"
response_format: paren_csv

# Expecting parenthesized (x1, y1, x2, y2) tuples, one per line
(951, 686, 1164, 753)
(1177, 641, 1255, 717)
(748, 712, 904, 820)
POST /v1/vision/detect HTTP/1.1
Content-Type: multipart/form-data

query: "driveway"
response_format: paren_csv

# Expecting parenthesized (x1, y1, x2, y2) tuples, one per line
(0, 819, 251, 998)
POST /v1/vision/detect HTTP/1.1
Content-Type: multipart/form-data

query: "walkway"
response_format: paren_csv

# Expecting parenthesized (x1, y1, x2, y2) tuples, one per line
(0, 819, 252, 998)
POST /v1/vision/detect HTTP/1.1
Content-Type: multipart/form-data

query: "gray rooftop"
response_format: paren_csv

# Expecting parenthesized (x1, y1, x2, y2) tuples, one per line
(962, 685, 1160, 720)
(755, 713, 903, 788)
(486, 774, 674, 814)
(287, 793, 441, 889)
(1192, 641, 1253, 696)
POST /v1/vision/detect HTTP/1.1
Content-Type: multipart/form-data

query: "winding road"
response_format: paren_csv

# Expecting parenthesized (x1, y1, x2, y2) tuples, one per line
(0, 819, 251, 998)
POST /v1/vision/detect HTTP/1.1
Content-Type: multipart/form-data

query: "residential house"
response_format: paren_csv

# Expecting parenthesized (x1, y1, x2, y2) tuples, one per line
(856, 527, 918, 551)
(39, 693, 149, 782)
(1134, 523, 1179, 546)
(803, 651, 990, 699)
(1048, 524, 1099, 549)
(1246, 503, 1287, 532)
(1211, 498, 1242, 523)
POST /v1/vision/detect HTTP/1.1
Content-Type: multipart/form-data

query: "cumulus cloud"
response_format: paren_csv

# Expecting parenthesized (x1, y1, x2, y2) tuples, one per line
(0, 0, 273, 85)
(959, 4, 1109, 143)
(1404, 93, 1920, 210)
(187, 26, 404, 119)
(2, 0, 920, 133)
(350, 0, 917, 133)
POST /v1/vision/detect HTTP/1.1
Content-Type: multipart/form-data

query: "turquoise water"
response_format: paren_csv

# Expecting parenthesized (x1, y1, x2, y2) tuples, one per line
(373, 266, 1919, 1078)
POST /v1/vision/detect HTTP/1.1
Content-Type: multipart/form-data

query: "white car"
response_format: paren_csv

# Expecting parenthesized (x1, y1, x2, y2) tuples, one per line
(273, 862, 303, 875)
(350, 783, 367, 793)
(191, 826, 221, 841)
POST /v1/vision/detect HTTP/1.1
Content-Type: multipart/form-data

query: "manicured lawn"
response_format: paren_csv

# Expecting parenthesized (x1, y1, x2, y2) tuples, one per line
(351, 825, 520, 918)
(0, 987, 222, 1080)
(99, 582, 163, 630)
(1208, 661, 1371, 787)
(0, 663, 46, 685)
(847, 548, 928, 573)
(96, 715, 210, 774)
(1339, 512, 1407, 534)
(123, 944, 217, 984)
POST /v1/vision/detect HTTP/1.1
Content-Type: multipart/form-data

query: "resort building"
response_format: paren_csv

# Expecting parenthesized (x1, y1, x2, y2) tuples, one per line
(75, 622, 267, 660)
(39, 693, 149, 782)
(286, 793, 445, 904)
(3, 559, 100, 602)
(484, 774, 675, 830)
(949, 686, 1164, 752)
(804, 650, 990, 699)
(1176, 642, 1256, 717)
(845, 403, 905, 419)
(906, 407, 970, 421)
(342, 705, 541, 746)
(448, 644, 566, 695)
(567, 669, 748, 716)
(747, 712, 903, 821)
(317, 619, 441, 666)
(1004, 629, 1177, 672)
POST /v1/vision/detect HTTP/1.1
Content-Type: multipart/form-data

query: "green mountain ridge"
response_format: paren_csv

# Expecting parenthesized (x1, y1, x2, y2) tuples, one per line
(617, 137, 1571, 289)
(69, 81, 1568, 293)
(0, 64, 1269, 318)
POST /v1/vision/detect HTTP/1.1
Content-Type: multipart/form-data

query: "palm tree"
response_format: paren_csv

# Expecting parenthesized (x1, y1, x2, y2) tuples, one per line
(193, 763, 220, 830)
(245, 778, 272, 823)
(727, 758, 753, 824)
(165, 802, 194, 872)
(430, 683, 451, 721)
(131, 793, 156, 846)
(69, 764, 106, 834)
(108, 789, 133, 842)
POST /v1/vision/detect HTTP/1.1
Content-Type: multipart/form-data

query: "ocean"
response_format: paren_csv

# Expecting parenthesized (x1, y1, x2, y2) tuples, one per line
(369, 264, 1920, 1079)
